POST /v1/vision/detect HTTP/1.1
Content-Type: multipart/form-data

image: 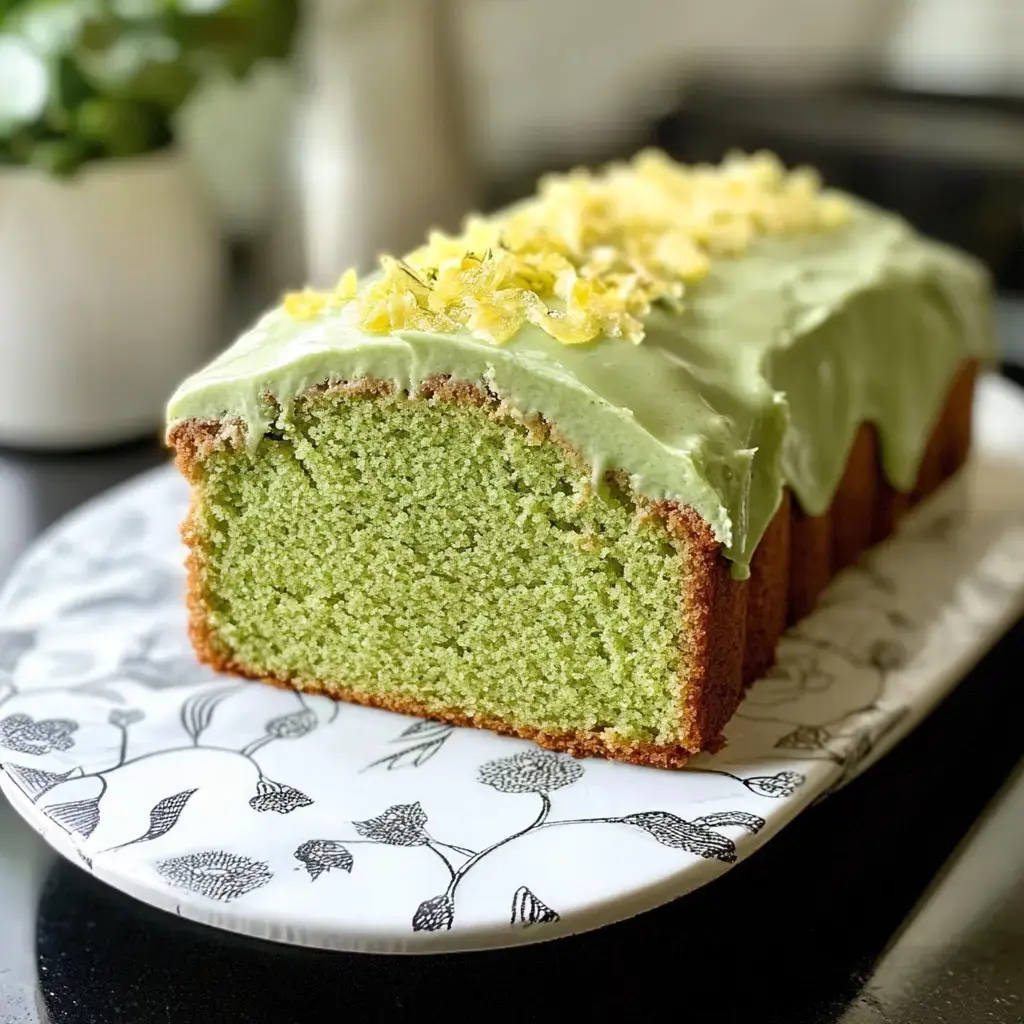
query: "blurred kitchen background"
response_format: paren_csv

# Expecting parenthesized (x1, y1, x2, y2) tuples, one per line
(0, 0, 1023, 453)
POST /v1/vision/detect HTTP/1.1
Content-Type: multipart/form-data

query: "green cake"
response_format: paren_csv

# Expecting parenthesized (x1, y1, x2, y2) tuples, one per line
(167, 151, 991, 767)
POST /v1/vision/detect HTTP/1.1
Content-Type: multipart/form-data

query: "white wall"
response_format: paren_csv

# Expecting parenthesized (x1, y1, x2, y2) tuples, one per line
(461, 0, 1024, 176)
(461, 0, 899, 174)
(885, 0, 1024, 95)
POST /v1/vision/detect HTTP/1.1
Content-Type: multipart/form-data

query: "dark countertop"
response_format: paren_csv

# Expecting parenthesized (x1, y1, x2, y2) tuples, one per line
(1, 371, 1022, 1024)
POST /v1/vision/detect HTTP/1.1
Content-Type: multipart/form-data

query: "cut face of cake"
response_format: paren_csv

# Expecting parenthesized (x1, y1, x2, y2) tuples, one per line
(167, 151, 992, 768)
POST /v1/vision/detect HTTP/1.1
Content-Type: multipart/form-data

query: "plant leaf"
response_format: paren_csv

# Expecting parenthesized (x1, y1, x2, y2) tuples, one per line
(691, 810, 765, 834)
(264, 708, 317, 740)
(116, 789, 198, 849)
(620, 811, 737, 862)
(353, 802, 429, 846)
(742, 771, 804, 799)
(399, 720, 454, 740)
(775, 724, 831, 752)
(366, 738, 447, 772)
(108, 708, 145, 728)
(2, 762, 82, 802)
(248, 779, 313, 814)
(868, 638, 906, 672)
(837, 733, 874, 780)
(157, 850, 272, 903)
(510, 886, 559, 927)
(0, 37, 49, 129)
(409, 739, 447, 767)
(412, 894, 454, 932)
(180, 685, 236, 742)
(46, 796, 101, 839)
(294, 839, 353, 880)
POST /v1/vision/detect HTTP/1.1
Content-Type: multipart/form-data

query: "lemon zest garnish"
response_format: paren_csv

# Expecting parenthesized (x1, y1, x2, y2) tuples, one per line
(282, 266, 360, 321)
(282, 289, 327, 321)
(335, 267, 358, 301)
(282, 151, 851, 345)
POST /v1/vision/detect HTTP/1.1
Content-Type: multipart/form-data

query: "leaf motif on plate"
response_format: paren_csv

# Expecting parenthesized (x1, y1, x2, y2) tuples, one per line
(510, 886, 559, 927)
(248, 778, 313, 814)
(156, 850, 272, 903)
(354, 802, 429, 846)
(365, 738, 449, 772)
(108, 708, 145, 728)
(867, 638, 906, 672)
(2, 763, 82, 802)
(264, 708, 318, 740)
(691, 810, 765, 834)
(886, 609, 913, 629)
(115, 789, 199, 849)
(775, 724, 831, 752)
(0, 713, 78, 755)
(477, 750, 584, 794)
(294, 839, 354, 880)
(46, 796, 101, 839)
(0, 629, 36, 674)
(400, 720, 454, 740)
(742, 771, 805, 799)
(839, 733, 874, 776)
(412, 894, 454, 932)
(180, 686, 237, 743)
(620, 811, 738, 862)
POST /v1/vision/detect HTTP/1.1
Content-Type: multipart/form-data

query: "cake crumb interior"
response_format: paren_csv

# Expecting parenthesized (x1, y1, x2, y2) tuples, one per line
(192, 389, 688, 745)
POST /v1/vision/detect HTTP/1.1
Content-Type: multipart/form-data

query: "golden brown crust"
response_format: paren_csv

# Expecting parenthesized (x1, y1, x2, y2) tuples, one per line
(911, 412, 947, 506)
(940, 360, 977, 480)
(788, 503, 831, 624)
(872, 471, 910, 545)
(911, 361, 975, 504)
(168, 419, 245, 483)
(831, 424, 878, 572)
(168, 359, 980, 769)
(646, 501, 746, 753)
(743, 489, 791, 686)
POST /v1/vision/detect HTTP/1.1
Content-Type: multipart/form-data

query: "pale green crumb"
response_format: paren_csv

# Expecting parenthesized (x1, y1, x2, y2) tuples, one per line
(194, 390, 687, 744)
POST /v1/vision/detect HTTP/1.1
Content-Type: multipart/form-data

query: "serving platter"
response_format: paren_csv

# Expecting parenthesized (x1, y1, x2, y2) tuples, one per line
(1, 374, 1022, 954)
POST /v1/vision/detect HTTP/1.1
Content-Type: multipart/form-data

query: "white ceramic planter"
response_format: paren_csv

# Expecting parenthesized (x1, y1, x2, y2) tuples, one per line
(0, 149, 223, 449)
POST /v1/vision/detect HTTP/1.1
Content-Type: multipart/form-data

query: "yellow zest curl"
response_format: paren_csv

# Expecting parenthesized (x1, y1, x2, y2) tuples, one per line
(283, 151, 851, 345)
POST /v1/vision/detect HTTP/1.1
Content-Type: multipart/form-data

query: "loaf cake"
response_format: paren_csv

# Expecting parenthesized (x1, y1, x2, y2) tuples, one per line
(166, 151, 991, 768)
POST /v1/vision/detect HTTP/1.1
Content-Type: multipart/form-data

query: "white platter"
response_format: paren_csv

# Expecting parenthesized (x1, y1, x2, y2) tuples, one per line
(1, 375, 1023, 954)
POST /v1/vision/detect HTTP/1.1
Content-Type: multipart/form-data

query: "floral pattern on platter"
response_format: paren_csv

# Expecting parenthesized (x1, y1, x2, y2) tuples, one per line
(290, 750, 765, 932)
(0, 389, 1022, 954)
(157, 850, 273, 903)
(0, 713, 78, 756)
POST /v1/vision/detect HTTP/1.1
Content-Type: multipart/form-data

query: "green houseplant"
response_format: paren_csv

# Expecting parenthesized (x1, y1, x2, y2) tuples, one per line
(0, 0, 297, 175)
(0, 0, 297, 449)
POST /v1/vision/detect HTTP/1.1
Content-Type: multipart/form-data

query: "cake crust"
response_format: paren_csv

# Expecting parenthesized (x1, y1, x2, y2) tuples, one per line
(169, 360, 978, 769)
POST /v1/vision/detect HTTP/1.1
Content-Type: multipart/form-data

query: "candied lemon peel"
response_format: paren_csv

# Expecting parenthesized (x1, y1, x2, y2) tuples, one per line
(282, 150, 851, 346)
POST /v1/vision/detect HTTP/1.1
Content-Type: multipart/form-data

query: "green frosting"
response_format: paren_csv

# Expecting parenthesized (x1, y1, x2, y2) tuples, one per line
(167, 200, 992, 578)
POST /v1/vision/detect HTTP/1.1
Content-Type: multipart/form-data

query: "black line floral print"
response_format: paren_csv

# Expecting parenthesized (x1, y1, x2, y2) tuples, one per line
(296, 751, 766, 933)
